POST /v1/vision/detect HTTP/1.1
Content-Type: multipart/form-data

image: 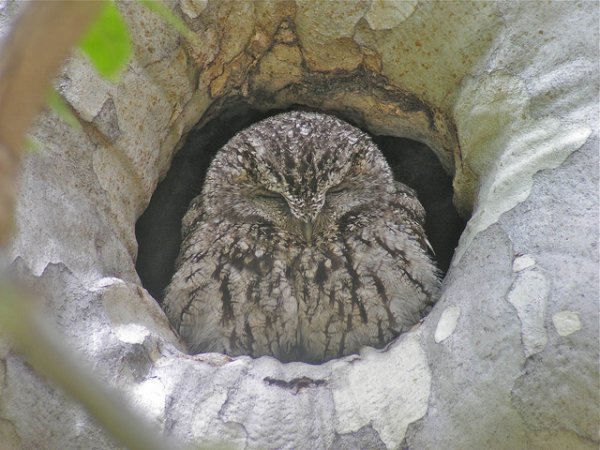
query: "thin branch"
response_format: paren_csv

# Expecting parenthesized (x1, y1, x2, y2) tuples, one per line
(0, 1, 104, 245)
(0, 286, 185, 450)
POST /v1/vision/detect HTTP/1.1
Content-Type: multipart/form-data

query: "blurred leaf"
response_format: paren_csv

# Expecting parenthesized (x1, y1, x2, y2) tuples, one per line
(24, 136, 42, 153)
(46, 88, 81, 130)
(139, 0, 197, 43)
(78, 1, 131, 79)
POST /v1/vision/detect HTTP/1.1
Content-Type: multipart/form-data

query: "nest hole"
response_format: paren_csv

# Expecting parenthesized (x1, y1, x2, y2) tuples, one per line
(135, 103, 466, 304)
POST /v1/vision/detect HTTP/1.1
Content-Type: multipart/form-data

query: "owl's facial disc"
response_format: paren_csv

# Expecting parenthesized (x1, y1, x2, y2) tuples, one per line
(241, 155, 389, 246)
(208, 111, 395, 245)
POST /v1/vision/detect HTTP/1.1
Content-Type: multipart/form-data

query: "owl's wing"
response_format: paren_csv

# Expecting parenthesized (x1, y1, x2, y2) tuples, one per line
(393, 181, 426, 224)
(392, 181, 437, 257)
(180, 195, 206, 241)
(168, 194, 209, 274)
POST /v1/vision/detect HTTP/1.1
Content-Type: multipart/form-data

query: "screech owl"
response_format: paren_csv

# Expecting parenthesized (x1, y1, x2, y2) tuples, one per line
(163, 111, 441, 363)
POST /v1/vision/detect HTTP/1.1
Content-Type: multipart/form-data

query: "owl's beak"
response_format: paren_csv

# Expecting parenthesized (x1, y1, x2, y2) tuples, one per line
(303, 221, 314, 244)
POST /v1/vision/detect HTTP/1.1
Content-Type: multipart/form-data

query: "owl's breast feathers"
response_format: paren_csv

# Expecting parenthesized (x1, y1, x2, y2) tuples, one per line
(165, 197, 439, 363)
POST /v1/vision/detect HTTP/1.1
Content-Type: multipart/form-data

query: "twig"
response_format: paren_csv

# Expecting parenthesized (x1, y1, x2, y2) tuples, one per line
(0, 1, 103, 245)
(0, 285, 187, 450)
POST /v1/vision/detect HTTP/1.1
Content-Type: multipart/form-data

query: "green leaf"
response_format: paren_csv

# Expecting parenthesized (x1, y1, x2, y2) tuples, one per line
(139, 0, 197, 43)
(46, 89, 82, 130)
(78, 1, 131, 80)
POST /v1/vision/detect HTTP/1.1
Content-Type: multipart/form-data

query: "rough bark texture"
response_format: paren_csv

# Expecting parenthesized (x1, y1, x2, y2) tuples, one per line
(1, 1, 598, 449)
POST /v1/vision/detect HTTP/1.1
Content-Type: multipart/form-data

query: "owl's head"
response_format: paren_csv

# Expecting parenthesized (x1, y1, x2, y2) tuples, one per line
(201, 111, 395, 244)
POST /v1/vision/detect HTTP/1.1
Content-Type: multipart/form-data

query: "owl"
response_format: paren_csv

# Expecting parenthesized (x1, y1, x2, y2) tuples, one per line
(163, 111, 441, 363)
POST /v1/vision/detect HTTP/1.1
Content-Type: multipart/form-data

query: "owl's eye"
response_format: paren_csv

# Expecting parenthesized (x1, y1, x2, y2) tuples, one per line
(328, 183, 350, 194)
(255, 189, 285, 201)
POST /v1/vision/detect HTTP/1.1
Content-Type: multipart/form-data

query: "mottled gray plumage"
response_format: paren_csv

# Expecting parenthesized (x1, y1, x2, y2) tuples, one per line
(163, 111, 441, 363)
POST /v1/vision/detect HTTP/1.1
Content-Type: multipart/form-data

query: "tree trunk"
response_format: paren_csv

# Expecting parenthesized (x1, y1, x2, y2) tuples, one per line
(0, 1, 597, 449)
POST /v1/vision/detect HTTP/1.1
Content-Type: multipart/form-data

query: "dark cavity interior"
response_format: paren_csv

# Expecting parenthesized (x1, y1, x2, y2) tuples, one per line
(135, 105, 467, 302)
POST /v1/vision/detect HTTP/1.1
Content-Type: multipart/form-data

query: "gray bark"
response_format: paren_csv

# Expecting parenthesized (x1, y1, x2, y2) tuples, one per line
(0, 1, 597, 449)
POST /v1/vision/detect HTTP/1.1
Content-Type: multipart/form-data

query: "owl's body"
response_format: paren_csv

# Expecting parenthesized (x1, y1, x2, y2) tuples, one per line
(164, 111, 440, 363)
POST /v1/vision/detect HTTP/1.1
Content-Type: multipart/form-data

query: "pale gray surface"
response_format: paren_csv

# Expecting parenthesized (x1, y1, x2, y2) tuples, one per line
(0, 1, 598, 449)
